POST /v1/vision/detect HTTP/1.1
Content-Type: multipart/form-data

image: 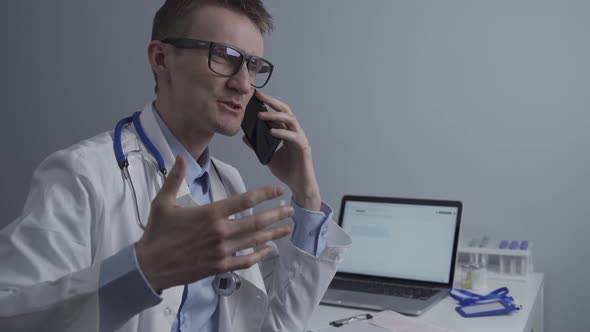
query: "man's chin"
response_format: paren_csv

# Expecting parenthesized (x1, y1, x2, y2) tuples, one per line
(215, 124, 242, 137)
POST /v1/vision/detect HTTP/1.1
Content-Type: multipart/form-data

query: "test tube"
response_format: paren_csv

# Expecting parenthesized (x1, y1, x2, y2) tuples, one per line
(509, 256, 516, 274)
(479, 253, 488, 267)
(478, 237, 488, 268)
(498, 240, 507, 274)
(460, 264, 474, 289)
(520, 241, 529, 276)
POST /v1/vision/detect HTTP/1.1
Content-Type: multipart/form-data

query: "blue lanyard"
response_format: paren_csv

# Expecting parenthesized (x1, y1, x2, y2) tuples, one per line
(448, 287, 514, 306)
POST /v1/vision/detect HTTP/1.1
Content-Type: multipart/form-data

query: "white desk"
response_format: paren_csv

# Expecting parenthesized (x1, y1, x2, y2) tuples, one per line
(309, 272, 544, 332)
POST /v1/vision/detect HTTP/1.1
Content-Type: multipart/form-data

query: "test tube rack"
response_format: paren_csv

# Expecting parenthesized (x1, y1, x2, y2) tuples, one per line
(457, 238, 533, 281)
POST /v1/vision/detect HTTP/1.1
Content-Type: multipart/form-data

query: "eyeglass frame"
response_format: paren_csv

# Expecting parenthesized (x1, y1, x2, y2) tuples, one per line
(160, 37, 274, 88)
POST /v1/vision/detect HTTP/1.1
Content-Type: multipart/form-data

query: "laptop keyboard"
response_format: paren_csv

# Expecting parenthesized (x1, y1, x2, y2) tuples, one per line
(330, 278, 440, 300)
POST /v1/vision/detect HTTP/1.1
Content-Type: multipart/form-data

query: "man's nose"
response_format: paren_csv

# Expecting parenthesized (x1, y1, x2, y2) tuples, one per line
(227, 62, 252, 94)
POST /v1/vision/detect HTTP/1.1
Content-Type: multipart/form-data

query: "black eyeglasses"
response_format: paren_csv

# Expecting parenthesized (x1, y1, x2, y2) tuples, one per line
(161, 37, 274, 89)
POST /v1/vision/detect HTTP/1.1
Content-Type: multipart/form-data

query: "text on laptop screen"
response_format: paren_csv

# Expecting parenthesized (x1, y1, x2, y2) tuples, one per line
(338, 200, 458, 284)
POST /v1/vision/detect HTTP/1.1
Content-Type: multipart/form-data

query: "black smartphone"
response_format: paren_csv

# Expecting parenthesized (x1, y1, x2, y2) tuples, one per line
(241, 93, 282, 165)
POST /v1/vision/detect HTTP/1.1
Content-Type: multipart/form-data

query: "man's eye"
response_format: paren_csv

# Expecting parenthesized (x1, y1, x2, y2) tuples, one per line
(248, 59, 265, 72)
(248, 61, 258, 71)
(213, 49, 229, 58)
(212, 47, 241, 64)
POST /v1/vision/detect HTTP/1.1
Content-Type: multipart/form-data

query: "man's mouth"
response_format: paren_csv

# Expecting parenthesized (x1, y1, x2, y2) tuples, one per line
(219, 100, 243, 112)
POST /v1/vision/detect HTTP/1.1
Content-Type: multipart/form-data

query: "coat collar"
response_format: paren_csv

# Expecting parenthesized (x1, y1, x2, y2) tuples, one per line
(138, 103, 191, 200)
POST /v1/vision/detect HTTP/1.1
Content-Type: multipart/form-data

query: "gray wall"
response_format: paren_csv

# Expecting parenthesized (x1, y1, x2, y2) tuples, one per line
(2, 1, 588, 331)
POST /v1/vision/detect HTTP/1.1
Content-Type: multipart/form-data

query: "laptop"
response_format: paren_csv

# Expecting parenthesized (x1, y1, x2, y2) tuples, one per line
(321, 195, 462, 316)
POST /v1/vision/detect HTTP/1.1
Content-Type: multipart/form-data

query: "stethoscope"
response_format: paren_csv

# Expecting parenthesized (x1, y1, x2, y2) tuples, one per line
(113, 111, 241, 297)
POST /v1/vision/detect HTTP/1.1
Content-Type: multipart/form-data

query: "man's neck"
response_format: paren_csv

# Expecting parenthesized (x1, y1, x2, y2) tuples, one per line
(153, 98, 213, 161)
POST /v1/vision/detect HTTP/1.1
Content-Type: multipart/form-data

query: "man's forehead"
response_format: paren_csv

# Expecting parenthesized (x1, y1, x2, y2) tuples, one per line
(185, 5, 264, 56)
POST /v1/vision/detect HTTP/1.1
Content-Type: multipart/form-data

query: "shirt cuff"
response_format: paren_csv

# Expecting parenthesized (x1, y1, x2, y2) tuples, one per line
(290, 199, 332, 256)
(98, 243, 162, 332)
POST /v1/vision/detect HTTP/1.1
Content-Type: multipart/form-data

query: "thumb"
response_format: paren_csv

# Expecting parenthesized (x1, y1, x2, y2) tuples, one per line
(156, 155, 186, 205)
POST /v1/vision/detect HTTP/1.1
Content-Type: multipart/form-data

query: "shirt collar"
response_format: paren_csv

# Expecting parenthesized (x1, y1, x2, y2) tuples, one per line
(151, 105, 211, 190)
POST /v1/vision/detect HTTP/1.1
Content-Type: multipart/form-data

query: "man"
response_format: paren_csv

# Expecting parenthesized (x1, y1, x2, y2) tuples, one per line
(0, 1, 351, 331)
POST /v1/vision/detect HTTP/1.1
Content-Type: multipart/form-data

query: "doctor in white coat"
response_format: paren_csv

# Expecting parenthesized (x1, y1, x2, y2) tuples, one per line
(0, 1, 351, 331)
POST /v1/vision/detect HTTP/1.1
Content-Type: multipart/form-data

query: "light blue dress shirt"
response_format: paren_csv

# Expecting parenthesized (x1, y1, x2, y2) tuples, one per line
(98, 108, 330, 332)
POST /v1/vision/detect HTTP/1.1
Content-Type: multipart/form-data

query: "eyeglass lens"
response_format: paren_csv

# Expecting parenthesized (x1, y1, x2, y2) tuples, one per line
(210, 44, 272, 88)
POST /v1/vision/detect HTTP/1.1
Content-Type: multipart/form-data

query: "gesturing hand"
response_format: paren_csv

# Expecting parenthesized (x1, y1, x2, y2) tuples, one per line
(135, 155, 294, 292)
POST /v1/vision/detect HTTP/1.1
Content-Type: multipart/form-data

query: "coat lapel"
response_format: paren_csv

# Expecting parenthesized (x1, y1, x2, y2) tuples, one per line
(138, 104, 191, 200)
(210, 160, 267, 294)
(211, 159, 268, 331)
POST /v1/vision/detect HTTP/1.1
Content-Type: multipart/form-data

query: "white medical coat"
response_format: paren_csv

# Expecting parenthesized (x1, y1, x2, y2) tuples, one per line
(0, 105, 352, 332)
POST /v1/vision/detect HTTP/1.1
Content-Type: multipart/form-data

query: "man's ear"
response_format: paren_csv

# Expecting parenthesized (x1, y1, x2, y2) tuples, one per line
(148, 41, 171, 89)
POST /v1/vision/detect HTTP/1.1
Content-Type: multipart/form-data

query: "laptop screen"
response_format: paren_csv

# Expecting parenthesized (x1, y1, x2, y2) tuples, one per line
(337, 197, 461, 284)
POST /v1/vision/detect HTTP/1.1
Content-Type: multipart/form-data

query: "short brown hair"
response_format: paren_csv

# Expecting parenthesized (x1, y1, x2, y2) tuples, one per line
(152, 0, 273, 41)
(151, 0, 273, 93)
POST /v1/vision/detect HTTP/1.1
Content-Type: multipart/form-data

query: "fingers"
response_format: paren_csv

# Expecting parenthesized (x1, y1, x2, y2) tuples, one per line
(258, 111, 299, 132)
(255, 91, 293, 116)
(230, 205, 293, 235)
(226, 205, 294, 251)
(154, 155, 186, 206)
(258, 111, 309, 150)
(229, 223, 292, 254)
(226, 245, 275, 271)
(208, 184, 285, 218)
(254, 92, 308, 145)
(267, 128, 300, 143)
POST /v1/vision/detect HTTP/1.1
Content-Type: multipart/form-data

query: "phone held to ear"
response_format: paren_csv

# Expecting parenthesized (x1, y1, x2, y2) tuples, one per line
(241, 92, 282, 165)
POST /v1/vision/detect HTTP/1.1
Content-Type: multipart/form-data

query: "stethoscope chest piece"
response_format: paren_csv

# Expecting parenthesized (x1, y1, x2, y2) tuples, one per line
(213, 271, 241, 296)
